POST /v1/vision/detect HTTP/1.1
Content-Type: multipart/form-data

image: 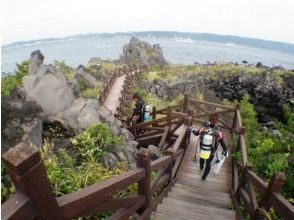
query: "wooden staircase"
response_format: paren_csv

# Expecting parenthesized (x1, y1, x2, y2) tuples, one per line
(152, 130, 235, 220)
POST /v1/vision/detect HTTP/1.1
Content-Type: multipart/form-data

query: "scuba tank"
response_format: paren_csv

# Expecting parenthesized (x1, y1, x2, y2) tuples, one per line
(199, 128, 215, 159)
(143, 103, 151, 121)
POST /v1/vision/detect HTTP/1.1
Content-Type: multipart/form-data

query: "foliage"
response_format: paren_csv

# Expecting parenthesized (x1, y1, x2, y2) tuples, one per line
(81, 84, 103, 98)
(54, 60, 74, 80)
(1, 60, 30, 96)
(239, 97, 294, 204)
(1, 162, 16, 203)
(72, 123, 124, 161)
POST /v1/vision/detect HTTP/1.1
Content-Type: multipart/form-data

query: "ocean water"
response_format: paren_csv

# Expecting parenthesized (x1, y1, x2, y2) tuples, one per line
(2, 35, 294, 73)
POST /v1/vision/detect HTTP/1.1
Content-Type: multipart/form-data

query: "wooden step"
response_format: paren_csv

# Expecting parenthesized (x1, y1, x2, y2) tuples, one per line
(156, 203, 234, 220)
(162, 197, 235, 219)
(176, 172, 231, 185)
(176, 178, 230, 193)
(169, 188, 231, 208)
(152, 212, 182, 220)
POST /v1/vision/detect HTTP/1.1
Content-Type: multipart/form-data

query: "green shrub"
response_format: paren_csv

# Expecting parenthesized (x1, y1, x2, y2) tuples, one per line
(1, 60, 29, 96)
(54, 60, 74, 80)
(72, 123, 124, 161)
(81, 85, 103, 98)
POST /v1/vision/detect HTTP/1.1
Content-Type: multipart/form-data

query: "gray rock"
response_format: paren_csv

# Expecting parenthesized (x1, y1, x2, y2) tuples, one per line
(29, 50, 44, 75)
(21, 117, 43, 148)
(148, 144, 162, 160)
(23, 62, 75, 115)
(102, 152, 120, 169)
(119, 37, 167, 67)
(51, 98, 101, 133)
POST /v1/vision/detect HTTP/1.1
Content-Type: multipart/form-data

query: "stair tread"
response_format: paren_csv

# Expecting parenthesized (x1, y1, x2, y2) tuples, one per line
(170, 187, 231, 205)
(162, 197, 235, 217)
(156, 203, 235, 220)
(176, 179, 230, 193)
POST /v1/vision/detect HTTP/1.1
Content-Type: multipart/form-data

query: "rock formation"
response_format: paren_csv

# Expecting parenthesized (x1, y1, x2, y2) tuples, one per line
(119, 37, 167, 67)
(2, 50, 138, 168)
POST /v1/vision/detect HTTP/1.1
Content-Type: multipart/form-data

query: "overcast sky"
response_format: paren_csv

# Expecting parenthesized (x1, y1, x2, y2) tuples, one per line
(2, 0, 294, 45)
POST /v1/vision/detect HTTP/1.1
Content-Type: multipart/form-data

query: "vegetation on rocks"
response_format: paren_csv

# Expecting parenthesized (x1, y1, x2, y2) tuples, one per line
(54, 60, 74, 80)
(238, 96, 294, 204)
(1, 60, 29, 96)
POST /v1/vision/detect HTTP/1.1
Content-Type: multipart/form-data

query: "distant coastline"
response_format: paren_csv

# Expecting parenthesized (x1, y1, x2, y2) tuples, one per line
(2, 31, 294, 55)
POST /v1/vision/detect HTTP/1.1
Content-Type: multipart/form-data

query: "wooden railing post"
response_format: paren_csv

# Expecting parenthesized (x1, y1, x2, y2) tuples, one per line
(167, 107, 172, 128)
(183, 94, 188, 113)
(152, 106, 157, 120)
(137, 148, 151, 213)
(253, 172, 286, 219)
(165, 148, 175, 183)
(2, 143, 65, 220)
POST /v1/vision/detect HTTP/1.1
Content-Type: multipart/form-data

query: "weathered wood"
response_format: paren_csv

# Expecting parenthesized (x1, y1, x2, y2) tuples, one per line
(136, 133, 163, 147)
(165, 148, 175, 183)
(230, 189, 243, 220)
(131, 117, 168, 128)
(1, 191, 37, 220)
(239, 134, 248, 165)
(139, 179, 176, 220)
(239, 188, 254, 217)
(159, 126, 170, 150)
(80, 195, 144, 217)
(254, 172, 285, 217)
(57, 168, 145, 219)
(188, 98, 236, 110)
(109, 196, 145, 220)
(137, 148, 151, 212)
(173, 125, 188, 153)
(2, 143, 65, 220)
(150, 174, 169, 195)
(193, 108, 235, 118)
(151, 155, 172, 172)
(152, 106, 157, 120)
(183, 94, 188, 113)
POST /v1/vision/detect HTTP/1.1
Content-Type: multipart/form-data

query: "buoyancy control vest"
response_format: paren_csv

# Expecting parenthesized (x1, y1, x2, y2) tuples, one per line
(143, 103, 151, 121)
(199, 126, 220, 159)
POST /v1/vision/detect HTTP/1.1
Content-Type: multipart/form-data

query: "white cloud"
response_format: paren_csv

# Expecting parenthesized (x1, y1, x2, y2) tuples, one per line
(1, 0, 294, 44)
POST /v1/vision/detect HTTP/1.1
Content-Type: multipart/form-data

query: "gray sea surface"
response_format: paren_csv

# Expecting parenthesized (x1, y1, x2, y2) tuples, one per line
(2, 35, 294, 73)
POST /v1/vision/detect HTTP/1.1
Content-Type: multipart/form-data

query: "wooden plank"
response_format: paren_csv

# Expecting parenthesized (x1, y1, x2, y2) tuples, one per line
(193, 108, 235, 118)
(57, 168, 145, 219)
(2, 143, 65, 220)
(151, 156, 172, 172)
(136, 134, 163, 147)
(1, 191, 37, 220)
(150, 174, 169, 195)
(159, 126, 170, 150)
(268, 193, 294, 220)
(139, 179, 176, 220)
(137, 148, 151, 212)
(239, 188, 254, 217)
(188, 98, 235, 110)
(109, 196, 145, 220)
(172, 125, 188, 153)
(131, 117, 168, 128)
(80, 195, 144, 217)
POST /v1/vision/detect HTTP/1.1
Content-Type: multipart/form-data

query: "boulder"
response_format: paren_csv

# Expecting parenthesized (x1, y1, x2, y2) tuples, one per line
(119, 37, 167, 67)
(23, 52, 75, 115)
(29, 50, 44, 75)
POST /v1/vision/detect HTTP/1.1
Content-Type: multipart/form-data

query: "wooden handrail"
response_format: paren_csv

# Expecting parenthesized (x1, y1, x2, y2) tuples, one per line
(2, 95, 293, 220)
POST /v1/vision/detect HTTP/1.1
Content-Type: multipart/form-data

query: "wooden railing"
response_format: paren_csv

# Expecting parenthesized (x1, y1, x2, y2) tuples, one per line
(1, 112, 191, 220)
(229, 108, 294, 220)
(98, 65, 139, 105)
(2, 95, 293, 220)
(116, 67, 145, 117)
